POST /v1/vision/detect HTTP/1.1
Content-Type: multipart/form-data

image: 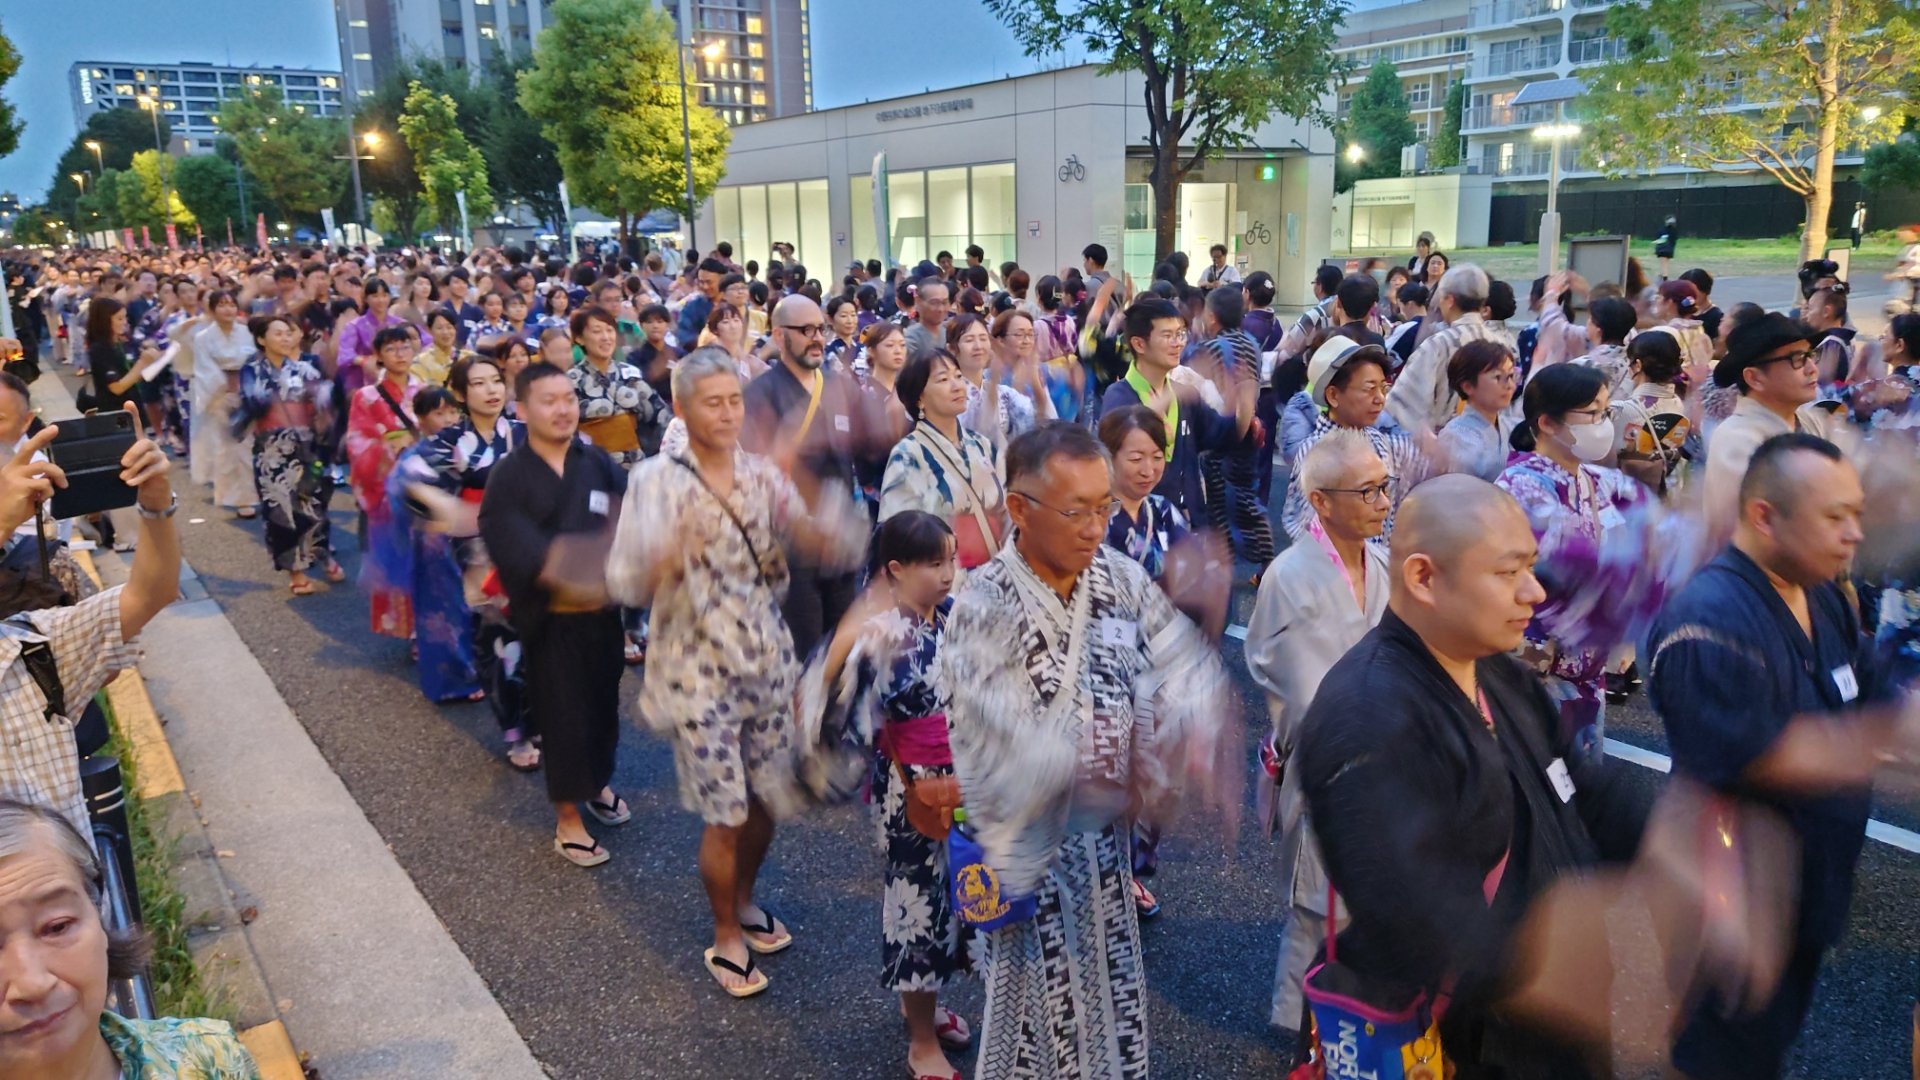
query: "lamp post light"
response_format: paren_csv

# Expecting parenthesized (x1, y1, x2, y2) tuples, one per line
(337, 128, 380, 237)
(675, 38, 725, 254)
(1345, 143, 1366, 165)
(1532, 111, 1582, 275)
(85, 140, 104, 173)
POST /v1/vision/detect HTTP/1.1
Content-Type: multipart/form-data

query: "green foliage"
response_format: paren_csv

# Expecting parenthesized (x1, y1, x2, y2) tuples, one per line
(1862, 132, 1920, 193)
(114, 150, 193, 230)
(477, 53, 566, 232)
(519, 0, 731, 238)
(1431, 79, 1466, 169)
(9, 207, 61, 245)
(399, 81, 495, 232)
(984, 0, 1348, 259)
(46, 108, 174, 213)
(1336, 60, 1416, 191)
(0, 18, 22, 160)
(77, 169, 124, 231)
(173, 153, 250, 234)
(1583, 0, 1919, 252)
(218, 84, 347, 218)
(351, 74, 424, 242)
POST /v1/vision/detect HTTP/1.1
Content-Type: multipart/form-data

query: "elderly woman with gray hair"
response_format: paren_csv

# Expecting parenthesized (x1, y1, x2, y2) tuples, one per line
(1386, 262, 1510, 434)
(0, 798, 261, 1078)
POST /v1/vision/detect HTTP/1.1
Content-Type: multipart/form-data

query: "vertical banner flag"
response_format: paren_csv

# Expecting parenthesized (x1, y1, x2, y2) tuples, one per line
(872, 151, 892, 274)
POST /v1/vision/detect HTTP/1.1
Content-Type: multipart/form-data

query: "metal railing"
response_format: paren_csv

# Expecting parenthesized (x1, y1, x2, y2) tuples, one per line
(82, 753, 157, 1021)
(1469, 0, 1566, 28)
(1461, 101, 1562, 131)
(1481, 41, 1564, 77)
(1567, 36, 1629, 64)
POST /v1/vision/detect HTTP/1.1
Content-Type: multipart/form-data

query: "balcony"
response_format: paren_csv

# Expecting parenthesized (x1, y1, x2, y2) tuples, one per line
(1471, 144, 1579, 178)
(1480, 41, 1563, 77)
(1567, 36, 1628, 64)
(1470, 0, 1566, 28)
(1461, 100, 1562, 133)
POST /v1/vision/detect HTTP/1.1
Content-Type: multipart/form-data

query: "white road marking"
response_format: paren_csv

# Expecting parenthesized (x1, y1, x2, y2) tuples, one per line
(1222, 622, 1920, 854)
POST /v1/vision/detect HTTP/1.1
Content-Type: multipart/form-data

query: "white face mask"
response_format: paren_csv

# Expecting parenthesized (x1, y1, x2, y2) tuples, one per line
(1563, 417, 1614, 462)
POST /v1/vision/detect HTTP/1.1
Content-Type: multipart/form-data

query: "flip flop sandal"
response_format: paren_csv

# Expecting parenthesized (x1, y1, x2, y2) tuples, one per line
(587, 794, 631, 826)
(235, 507, 258, 519)
(506, 741, 542, 773)
(703, 947, 770, 999)
(739, 907, 793, 955)
(624, 640, 645, 665)
(1133, 879, 1162, 920)
(553, 836, 608, 867)
(289, 580, 318, 596)
(324, 562, 348, 583)
(932, 1007, 972, 1051)
(905, 1067, 962, 1080)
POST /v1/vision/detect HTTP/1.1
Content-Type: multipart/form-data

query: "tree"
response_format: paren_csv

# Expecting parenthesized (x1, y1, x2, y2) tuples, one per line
(0, 19, 23, 160)
(478, 53, 566, 232)
(114, 150, 193, 230)
(1431, 78, 1466, 169)
(9, 207, 61, 245)
(985, 0, 1346, 261)
(174, 152, 254, 237)
(218, 84, 347, 221)
(399, 81, 494, 234)
(1337, 60, 1417, 191)
(1584, 0, 1919, 258)
(46, 107, 173, 215)
(353, 73, 425, 244)
(519, 0, 730, 248)
(76, 169, 123, 231)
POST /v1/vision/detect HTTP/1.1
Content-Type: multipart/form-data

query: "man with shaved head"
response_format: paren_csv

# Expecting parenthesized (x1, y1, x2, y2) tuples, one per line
(1244, 430, 1392, 1032)
(742, 293, 890, 653)
(1648, 433, 1898, 1080)
(1295, 475, 1648, 1078)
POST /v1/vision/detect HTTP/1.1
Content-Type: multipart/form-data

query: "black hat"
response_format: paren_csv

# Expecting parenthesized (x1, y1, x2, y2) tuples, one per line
(1713, 312, 1817, 390)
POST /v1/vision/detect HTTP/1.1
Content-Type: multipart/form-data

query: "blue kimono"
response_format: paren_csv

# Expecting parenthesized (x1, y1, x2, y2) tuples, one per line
(387, 446, 481, 703)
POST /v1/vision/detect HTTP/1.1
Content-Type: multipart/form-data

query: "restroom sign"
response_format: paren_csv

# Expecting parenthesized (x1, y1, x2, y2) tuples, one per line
(1026, 220, 1042, 238)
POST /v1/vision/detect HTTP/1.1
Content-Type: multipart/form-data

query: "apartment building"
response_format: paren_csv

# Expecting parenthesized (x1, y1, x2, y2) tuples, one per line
(67, 62, 346, 155)
(663, 0, 813, 125)
(1333, 0, 1471, 156)
(332, 0, 548, 101)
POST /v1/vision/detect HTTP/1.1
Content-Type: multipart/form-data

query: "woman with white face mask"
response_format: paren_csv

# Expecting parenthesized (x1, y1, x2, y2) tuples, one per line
(1496, 362, 1667, 746)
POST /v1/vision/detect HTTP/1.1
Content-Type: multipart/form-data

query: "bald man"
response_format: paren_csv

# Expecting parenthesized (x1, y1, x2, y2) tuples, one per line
(1295, 475, 1649, 1080)
(741, 294, 890, 653)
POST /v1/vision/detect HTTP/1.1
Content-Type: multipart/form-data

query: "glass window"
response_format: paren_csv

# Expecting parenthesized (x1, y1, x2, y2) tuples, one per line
(713, 188, 741, 256)
(851, 175, 875, 264)
(798, 179, 829, 271)
(888, 170, 926, 266)
(968, 163, 1015, 267)
(1123, 184, 1156, 283)
(738, 184, 769, 268)
(927, 167, 970, 264)
(768, 183, 799, 266)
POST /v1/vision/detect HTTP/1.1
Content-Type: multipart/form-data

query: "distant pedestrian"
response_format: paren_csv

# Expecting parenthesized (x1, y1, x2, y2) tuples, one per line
(1850, 201, 1867, 249)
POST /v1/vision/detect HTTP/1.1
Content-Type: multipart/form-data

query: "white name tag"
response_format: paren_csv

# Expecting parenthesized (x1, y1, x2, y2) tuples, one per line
(1099, 617, 1136, 648)
(834, 413, 851, 433)
(588, 491, 610, 516)
(1833, 664, 1859, 702)
(1546, 757, 1576, 803)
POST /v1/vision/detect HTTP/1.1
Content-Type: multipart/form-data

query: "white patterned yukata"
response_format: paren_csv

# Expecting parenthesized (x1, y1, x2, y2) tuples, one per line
(941, 545, 1231, 1080)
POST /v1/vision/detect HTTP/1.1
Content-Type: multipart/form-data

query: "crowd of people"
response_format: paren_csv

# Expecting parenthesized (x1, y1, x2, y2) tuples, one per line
(1, 222, 1918, 1080)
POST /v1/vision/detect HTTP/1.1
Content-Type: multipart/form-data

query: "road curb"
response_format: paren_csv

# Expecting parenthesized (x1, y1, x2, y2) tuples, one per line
(75, 550, 306, 1080)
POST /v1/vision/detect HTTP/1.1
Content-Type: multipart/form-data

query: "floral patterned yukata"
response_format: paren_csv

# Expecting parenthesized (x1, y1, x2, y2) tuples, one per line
(346, 374, 426, 637)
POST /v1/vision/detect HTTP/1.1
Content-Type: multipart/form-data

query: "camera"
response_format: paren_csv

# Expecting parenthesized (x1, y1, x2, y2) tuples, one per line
(46, 411, 139, 520)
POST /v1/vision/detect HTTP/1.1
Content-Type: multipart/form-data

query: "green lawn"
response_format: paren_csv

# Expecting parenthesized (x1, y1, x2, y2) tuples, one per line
(1352, 235, 1907, 283)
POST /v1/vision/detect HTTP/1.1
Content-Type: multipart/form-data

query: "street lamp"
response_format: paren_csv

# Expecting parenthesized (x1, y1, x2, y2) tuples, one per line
(84, 140, 103, 173)
(1532, 119, 1581, 274)
(336, 125, 381, 237)
(675, 38, 725, 254)
(1864, 105, 1884, 122)
(1345, 143, 1366, 165)
(136, 95, 171, 238)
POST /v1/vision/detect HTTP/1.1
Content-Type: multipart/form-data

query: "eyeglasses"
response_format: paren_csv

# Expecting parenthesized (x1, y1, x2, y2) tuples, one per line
(1004, 330, 1037, 341)
(1153, 329, 1189, 344)
(1320, 479, 1397, 506)
(1010, 490, 1117, 527)
(1563, 406, 1612, 423)
(1754, 349, 1816, 373)
(779, 323, 826, 337)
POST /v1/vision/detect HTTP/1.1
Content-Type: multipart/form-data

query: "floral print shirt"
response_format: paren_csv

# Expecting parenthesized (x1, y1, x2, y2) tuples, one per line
(1103, 493, 1190, 583)
(101, 1010, 262, 1079)
(569, 355, 669, 468)
(878, 422, 1005, 526)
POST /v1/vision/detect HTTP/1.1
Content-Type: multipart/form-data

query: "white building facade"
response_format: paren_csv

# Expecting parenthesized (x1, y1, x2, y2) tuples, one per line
(68, 62, 345, 156)
(697, 65, 1337, 312)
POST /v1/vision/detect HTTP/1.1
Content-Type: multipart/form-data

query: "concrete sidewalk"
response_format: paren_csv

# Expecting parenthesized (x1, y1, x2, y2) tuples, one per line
(29, 369, 544, 1079)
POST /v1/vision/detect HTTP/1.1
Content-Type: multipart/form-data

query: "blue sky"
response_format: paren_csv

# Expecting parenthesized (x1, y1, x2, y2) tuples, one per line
(0, 1, 1092, 201)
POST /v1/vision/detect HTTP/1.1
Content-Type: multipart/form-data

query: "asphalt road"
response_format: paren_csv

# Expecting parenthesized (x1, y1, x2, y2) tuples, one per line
(162, 457, 1917, 1079)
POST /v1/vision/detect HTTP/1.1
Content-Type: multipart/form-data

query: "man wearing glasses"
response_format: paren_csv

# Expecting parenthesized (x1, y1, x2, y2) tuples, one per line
(942, 421, 1235, 1080)
(1243, 431, 1392, 1036)
(742, 294, 889, 654)
(1702, 312, 1847, 543)
(1099, 296, 1256, 527)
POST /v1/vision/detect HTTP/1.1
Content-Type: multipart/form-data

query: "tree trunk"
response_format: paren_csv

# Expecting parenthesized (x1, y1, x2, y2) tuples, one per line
(1801, 1, 1844, 262)
(1151, 132, 1182, 265)
(618, 209, 631, 256)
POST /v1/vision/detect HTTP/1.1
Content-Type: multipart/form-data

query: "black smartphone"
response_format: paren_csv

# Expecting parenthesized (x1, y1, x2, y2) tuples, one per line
(48, 411, 138, 520)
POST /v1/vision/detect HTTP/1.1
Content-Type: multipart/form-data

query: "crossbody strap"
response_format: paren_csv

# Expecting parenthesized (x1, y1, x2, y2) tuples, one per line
(375, 381, 419, 437)
(912, 425, 1001, 557)
(671, 456, 768, 586)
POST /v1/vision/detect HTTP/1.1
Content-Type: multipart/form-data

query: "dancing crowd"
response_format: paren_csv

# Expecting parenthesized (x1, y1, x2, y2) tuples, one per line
(3, 224, 1920, 1080)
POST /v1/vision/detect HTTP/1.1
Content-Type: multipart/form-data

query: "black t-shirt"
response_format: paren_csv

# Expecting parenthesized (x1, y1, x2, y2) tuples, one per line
(477, 439, 626, 635)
